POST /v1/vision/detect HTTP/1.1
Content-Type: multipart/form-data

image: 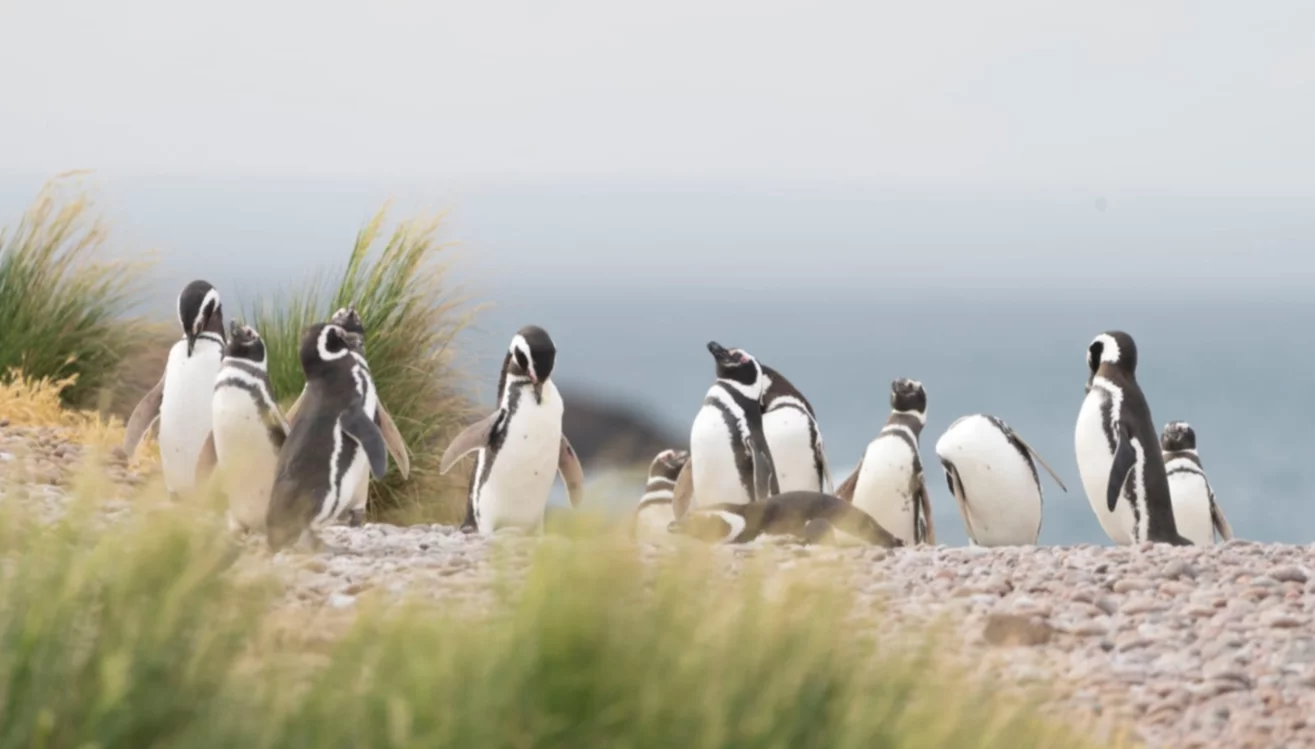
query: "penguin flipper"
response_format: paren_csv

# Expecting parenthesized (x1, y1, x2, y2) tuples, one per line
(1009, 430, 1068, 493)
(557, 435, 586, 508)
(914, 472, 935, 545)
(834, 460, 862, 502)
(195, 432, 218, 481)
(439, 411, 503, 475)
(121, 377, 164, 457)
(1106, 422, 1136, 513)
(284, 386, 306, 426)
(341, 407, 389, 479)
(671, 459, 694, 519)
(375, 403, 411, 479)
(947, 468, 978, 545)
(1209, 487, 1235, 541)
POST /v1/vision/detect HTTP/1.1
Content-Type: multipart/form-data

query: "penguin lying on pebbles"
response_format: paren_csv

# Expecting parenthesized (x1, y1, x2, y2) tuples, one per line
(633, 448, 689, 543)
(667, 490, 903, 547)
(1161, 421, 1234, 545)
(759, 363, 833, 494)
(935, 414, 1067, 546)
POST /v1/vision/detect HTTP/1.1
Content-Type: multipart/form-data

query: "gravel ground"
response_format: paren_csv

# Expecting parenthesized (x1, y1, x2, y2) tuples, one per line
(4, 423, 1315, 748)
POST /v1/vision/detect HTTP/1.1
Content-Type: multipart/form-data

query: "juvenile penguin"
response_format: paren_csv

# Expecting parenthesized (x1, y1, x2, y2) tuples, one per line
(632, 448, 690, 543)
(759, 364, 833, 494)
(671, 342, 778, 517)
(1161, 420, 1234, 546)
(439, 325, 586, 534)
(1074, 331, 1190, 545)
(195, 320, 289, 535)
(266, 323, 391, 552)
(835, 378, 935, 546)
(935, 414, 1068, 546)
(667, 490, 902, 547)
(121, 279, 227, 497)
(285, 305, 410, 526)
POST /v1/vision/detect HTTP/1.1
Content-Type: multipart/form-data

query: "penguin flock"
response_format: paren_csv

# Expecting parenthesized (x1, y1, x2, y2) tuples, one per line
(118, 279, 1234, 554)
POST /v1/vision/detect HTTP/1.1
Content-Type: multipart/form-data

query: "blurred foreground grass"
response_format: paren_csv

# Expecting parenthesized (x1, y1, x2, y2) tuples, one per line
(0, 449, 1122, 749)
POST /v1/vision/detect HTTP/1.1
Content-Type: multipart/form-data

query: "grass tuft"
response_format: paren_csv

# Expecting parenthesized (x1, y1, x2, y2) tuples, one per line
(246, 202, 476, 524)
(0, 172, 155, 409)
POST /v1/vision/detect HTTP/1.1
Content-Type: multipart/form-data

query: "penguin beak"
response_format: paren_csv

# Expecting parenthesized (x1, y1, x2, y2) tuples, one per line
(707, 341, 738, 365)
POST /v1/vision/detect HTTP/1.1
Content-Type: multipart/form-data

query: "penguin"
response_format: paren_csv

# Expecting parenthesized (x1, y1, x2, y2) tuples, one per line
(1074, 331, 1191, 545)
(266, 322, 392, 552)
(666, 490, 903, 547)
(1161, 420, 1234, 546)
(632, 448, 689, 543)
(284, 305, 410, 526)
(121, 279, 227, 498)
(759, 364, 833, 494)
(835, 378, 935, 546)
(438, 325, 586, 534)
(193, 320, 289, 535)
(670, 342, 778, 518)
(935, 414, 1068, 547)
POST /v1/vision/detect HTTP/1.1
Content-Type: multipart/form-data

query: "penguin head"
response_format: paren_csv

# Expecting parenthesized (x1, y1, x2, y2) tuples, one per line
(177, 280, 225, 356)
(300, 322, 364, 377)
(1161, 421, 1197, 452)
(889, 378, 927, 416)
(331, 305, 366, 340)
(649, 448, 690, 481)
(667, 507, 745, 544)
(1087, 331, 1138, 385)
(707, 342, 764, 395)
(224, 320, 267, 366)
(508, 326, 557, 389)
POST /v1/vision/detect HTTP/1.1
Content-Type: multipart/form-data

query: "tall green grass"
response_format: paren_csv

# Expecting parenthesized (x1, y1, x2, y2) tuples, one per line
(245, 204, 476, 524)
(0, 459, 1125, 749)
(0, 172, 154, 408)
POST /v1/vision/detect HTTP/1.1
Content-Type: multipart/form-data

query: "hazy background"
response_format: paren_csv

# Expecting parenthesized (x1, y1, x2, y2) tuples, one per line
(3, 0, 1313, 544)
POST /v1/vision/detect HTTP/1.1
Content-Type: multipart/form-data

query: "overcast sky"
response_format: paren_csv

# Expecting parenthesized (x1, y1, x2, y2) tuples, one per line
(3, 0, 1314, 191)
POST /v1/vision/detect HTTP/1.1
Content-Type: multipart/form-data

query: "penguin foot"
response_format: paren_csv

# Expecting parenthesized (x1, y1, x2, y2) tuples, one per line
(348, 509, 366, 528)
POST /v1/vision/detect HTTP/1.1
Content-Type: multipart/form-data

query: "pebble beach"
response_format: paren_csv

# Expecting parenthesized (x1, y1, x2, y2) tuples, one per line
(4, 422, 1315, 749)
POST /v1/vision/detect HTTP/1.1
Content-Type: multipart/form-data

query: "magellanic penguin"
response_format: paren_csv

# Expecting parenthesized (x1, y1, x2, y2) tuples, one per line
(285, 305, 410, 527)
(121, 279, 227, 498)
(265, 322, 392, 552)
(670, 342, 778, 518)
(194, 320, 289, 535)
(935, 414, 1068, 546)
(835, 378, 935, 546)
(1161, 420, 1234, 546)
(439, 325, 586, 534)
(1074, 331, 1190, 545)
(759, 364, 833, 494)
(667, 490, 903, 547)
(632, 448, 690, 543)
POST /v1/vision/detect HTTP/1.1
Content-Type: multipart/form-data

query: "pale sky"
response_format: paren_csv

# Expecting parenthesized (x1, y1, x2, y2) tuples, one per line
(3, 0, 1314, 190)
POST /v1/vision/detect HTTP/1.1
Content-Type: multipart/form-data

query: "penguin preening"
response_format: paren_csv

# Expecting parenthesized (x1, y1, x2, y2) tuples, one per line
(836, 378, 935, 546)
(671, 341, 778, 518)
(121, 279, 227, 498)
(439, 325, 586, 534)
(266, 322, 392, 552)
(759, 364, 833, 494)
(935, 414, 1067, 547)
(632, 448, 689, 543)
(1074, 331, 1191, 545)
(195, 320, 289, 535)
(667, 490, 903, 547)
(1161, 420, 1234, 546)
(285, 305, 410, 526)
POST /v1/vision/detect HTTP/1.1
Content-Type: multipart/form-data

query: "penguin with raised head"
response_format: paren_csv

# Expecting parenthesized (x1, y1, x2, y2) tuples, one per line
(632, 448, 689, 543)
(285, 305, 410, 527)
(439, 325, 586, 534)
(759, 364, 833, 494)
(1074, 331, 1191, 545)
(935, 414, 1068, 546)
(835, 378, 935, 546)
(670, 342, 778, 518)
(266, 322, 392, 552)
(1161, 420, 1234, 546)
(194, 320, 289, 535)
(667, 490, 902, 547)
(121, 279, 227, 498)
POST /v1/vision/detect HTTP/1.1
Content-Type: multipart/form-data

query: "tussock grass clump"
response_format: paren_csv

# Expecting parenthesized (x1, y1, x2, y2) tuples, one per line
(0, 173, 154, 409)
(0, 368, 154, 464)
(246, 204, 475, 525)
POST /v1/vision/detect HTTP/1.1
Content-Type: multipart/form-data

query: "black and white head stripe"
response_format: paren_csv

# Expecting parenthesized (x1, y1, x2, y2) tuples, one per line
(507, 325, 557, 385)
(888, 378, 927, 424)
(640, 449, 689, 508)
(1087, 331, 1138, 374)
(224, 321, 267, 368)
(760, 364, 816, 416)
(318, 324, 355, 362)
(707, 341, 764, 400)
(1160, 421, 1197, 453)
(177, 280, 221, 336)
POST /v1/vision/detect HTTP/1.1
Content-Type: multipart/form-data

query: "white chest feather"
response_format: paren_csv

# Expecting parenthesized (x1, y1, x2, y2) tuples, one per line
(763, 405, 822, 493)
(158, 339, 223, 492)
(935, 415, 1042, 546)
(211, 369, 282, 531)
(851, 430, 919, 544)
(1166, 459, 1215, 546)
(690, 392, 754, 508)
(1074, 381, 1134, 545)
(473, 380, 565, 533)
